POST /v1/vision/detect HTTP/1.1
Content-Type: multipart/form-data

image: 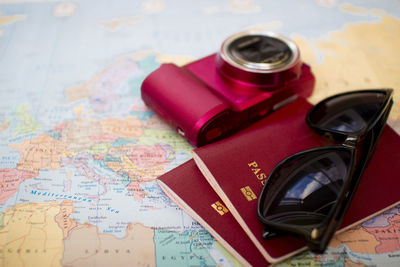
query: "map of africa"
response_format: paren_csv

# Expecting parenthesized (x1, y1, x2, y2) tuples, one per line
(0, 0, 399, 266)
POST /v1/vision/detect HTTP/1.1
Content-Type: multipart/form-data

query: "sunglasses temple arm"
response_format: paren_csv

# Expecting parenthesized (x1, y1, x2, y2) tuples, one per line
(320, 118, 389, 251)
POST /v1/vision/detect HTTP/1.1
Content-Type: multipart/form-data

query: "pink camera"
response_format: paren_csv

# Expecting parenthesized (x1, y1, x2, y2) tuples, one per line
(141, 30, 315, 146)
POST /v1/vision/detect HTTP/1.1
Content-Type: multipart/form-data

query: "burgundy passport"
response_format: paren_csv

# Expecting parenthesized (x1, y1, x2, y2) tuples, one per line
(193, 97, 400, 263)
(159, 97, 400, 264)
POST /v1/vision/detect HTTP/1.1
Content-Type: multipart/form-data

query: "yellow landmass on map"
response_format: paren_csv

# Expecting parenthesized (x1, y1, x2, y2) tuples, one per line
(156, 54, 193, 65)
(125, 50, 193, 65)
(0, 202, 64, 267)
(293, 10, 400, 132)
(213, 241, 242, 267)
(10, 133, 67, 172)
(62, 222, 155, 266)
(340, 3, 369, 15)
(141, 0, 166, 14)
(53, 2, 77, 17)
(313, 13, 400, 98)
(0, 14, 26, 27)
(229, 0, 261, 14)
(55, 201, 77, 238)
(99, 16, 141, 32)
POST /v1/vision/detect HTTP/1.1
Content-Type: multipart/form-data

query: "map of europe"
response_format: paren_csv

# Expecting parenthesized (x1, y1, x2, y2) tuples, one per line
(0, 0, 399, 266)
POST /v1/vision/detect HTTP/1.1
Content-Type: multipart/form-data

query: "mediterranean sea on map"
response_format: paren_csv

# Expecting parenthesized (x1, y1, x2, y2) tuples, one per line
(0, 0, 399, 266)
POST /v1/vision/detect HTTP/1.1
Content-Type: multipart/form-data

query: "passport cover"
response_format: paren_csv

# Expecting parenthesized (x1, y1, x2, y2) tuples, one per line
(193, 97, 400, 263)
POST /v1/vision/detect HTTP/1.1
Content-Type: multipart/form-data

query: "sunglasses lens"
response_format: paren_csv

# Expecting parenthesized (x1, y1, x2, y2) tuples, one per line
(259, 148, 352, 226)
(308, 91, 388, 133)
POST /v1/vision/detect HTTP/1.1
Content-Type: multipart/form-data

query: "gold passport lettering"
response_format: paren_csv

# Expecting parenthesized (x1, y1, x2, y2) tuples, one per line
(248, 161, 268, 185)
(240, 186, 257, 201)
(211, 201, 229, 215)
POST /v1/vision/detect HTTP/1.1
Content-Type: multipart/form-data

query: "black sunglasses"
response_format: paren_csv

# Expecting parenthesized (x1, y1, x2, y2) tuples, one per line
(257, 89, 393, 253)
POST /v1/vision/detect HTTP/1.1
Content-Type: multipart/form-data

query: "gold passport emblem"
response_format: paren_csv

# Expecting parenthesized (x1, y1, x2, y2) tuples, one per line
(211, 201, 229, 215)
(241, 186, 257, 201)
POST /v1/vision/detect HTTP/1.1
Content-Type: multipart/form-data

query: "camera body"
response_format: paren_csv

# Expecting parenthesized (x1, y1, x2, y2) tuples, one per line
(141, 31, 315, 146)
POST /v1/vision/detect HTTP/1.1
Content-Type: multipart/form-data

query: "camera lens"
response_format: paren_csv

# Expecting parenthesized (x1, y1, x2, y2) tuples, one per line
(219, 31, 300, 75)
(229, 35, 292, 67)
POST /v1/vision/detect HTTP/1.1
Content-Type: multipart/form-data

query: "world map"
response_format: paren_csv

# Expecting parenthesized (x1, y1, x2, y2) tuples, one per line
(0, 0, 399, 266)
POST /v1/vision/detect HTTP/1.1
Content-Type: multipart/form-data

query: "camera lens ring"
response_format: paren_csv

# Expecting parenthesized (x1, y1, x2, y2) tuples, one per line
(220, 30, 300, 74)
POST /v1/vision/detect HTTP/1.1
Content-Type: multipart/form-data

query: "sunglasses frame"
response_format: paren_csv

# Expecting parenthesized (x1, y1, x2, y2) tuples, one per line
(257, 88, 394, 252)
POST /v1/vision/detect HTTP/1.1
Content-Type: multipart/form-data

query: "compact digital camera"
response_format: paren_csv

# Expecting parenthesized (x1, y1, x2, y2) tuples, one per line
(141, 30, 315, 146)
